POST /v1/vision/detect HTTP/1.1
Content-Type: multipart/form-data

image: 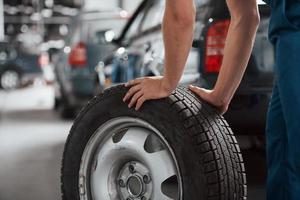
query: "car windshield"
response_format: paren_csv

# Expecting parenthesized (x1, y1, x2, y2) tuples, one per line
(86, 18, 126, 43)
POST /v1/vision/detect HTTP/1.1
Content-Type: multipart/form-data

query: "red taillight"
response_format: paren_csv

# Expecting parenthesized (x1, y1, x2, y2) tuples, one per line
(68, 42, 87, 67)
(205, 19, 230, 73)
(38, 53, 49, 67)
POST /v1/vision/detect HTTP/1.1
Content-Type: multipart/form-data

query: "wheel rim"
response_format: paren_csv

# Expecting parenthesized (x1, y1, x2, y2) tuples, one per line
(79, 117, 183, 200)
(1, 70, 20, 90)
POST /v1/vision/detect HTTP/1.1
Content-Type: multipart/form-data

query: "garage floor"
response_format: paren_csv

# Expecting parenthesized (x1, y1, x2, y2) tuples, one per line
(0, 84, 266, 200)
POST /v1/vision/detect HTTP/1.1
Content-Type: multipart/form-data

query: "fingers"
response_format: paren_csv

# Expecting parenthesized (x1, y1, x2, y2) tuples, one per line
(189, 85, 205, 98)
(189, 85, 228, 115)
(123, 85, 141, 102)
(125, 78, 143, 87)
(135, 96, 146, 110)
(128, 91, 143, 108)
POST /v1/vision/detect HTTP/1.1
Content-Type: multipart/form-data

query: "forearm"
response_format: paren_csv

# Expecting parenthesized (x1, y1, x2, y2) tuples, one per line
(162, 0, 195, 91)
(213, 0, 260, 105)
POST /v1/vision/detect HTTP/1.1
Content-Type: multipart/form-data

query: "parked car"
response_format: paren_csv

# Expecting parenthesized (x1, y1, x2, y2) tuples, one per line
(53, 9, 129, 118)
(100, 0, 275, 136)
(0, 41, 47, 90)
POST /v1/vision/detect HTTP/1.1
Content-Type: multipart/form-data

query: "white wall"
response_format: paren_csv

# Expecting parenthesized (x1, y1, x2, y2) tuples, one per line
(84, 0, 141, 13)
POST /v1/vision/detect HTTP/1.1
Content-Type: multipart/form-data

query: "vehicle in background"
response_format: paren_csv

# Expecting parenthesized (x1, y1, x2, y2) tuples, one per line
(0, 41, 50, 90)
(53, 9, 129, 118)
(100, 0, 274, 137)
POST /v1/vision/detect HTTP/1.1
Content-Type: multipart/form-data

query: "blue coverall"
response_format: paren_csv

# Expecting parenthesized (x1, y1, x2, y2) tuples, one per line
(264, 0, 300, 199)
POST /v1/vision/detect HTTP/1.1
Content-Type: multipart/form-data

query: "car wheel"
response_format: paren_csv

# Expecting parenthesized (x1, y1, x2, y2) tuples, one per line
(61, 85, 247, 200)
(0, 68, 22, 90)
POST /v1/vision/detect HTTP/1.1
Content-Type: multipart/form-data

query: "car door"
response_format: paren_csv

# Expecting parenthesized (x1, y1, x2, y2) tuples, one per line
(128, 0, 203, 86)
(132, 0, 165, 78)
(107, 3, 147, 84)
(109, 0, 204, 85)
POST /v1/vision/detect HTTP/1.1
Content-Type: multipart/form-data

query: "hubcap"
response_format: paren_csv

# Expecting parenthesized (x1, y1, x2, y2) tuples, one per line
(79, 117, 182, 200)
(1, 70, 19, 90)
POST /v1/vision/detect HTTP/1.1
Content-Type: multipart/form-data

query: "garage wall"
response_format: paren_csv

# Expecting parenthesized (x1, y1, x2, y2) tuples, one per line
(84, 0, 141, 12)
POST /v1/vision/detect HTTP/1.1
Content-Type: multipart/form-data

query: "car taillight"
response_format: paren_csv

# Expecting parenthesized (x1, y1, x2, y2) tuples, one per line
(68, 42, 87, 67)
(38, 53, 49, 67)
(205, 19, 230, 73)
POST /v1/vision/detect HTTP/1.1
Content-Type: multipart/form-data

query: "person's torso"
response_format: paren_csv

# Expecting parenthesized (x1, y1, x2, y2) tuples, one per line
(265, 0, 300, 43)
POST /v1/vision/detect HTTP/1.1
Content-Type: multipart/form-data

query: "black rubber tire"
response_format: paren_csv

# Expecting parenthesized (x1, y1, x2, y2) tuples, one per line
(61, 85, 247, 200)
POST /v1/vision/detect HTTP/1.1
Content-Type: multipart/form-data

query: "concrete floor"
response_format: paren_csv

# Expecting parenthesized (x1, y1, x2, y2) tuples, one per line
(0, 84, 72, 200)
(0, 84, 266, 200)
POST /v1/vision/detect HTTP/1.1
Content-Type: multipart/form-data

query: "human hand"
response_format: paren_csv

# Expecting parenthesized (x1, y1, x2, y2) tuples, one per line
(189, 85, 229, 114)
(123, 76, 173, 110)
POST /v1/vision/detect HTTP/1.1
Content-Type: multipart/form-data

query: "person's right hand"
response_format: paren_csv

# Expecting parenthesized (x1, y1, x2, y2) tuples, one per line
(189, 85, 229, 114)
(123, 76, 173, 110)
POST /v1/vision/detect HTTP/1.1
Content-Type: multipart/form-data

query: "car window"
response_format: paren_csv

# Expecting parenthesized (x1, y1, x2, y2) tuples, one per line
(0, 43, 10, 59)
(90, 30, 107, 44)
(140, 0, 165, 32)
(86, 19, 127, 44)
(124, 11, 145, 40)
(195, 0, 212, 20)
(70, 27, 81, 46)
(193, 0, 212, 40)
(195, 0, 210, 8)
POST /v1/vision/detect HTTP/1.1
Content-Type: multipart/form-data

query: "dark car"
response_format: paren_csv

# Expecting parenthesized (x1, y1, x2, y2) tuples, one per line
(0, 41, 44, 90)
(101, 0, 275, 136)
(53, 9, 129, 118)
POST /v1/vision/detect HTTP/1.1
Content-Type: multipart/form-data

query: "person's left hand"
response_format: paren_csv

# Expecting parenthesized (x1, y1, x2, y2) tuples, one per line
(123, 76, 173, 110)
(189, 85, 229, 114)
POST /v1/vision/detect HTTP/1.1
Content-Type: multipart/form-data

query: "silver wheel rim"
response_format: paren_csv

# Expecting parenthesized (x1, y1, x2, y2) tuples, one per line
(79, 117, 183, 200)
(1, 70, 20, 90)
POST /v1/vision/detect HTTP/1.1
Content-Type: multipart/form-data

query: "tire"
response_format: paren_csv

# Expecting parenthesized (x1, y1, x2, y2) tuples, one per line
(0, 66, 22, 90)
(61, 85, 247, 200)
